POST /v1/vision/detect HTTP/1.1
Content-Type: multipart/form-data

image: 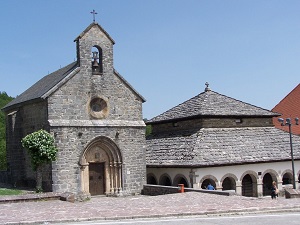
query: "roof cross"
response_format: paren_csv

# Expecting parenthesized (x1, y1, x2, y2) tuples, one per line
(205, 82, 211, 92)
(90, 9, 98, 22)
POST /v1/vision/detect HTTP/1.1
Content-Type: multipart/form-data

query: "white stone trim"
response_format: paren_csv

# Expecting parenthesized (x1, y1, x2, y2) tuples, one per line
(48, 119, 146, 127)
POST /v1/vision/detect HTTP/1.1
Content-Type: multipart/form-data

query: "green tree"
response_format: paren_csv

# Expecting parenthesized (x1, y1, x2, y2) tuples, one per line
(21, 129, 58, 192)
(0, 91, 14, 170)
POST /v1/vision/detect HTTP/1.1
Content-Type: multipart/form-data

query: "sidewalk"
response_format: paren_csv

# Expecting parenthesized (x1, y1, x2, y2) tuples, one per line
(1, 192, 300, 225)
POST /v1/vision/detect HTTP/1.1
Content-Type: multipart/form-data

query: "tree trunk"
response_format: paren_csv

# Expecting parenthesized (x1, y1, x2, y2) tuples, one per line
(36, 165, 43, 192)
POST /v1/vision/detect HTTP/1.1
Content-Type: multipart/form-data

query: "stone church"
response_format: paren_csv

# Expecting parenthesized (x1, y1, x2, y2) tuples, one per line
(2, 22, 146, 196)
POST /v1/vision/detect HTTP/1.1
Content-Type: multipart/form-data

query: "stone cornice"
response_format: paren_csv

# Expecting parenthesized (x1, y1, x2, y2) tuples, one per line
(49, 119, 146, 127)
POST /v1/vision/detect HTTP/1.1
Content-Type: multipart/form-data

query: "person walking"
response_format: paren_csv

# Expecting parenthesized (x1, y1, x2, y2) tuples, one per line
(271, 181, 278, 199)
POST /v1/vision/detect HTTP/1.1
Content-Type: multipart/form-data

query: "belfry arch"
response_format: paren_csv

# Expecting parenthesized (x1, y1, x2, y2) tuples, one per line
(79, 136, 122, 196)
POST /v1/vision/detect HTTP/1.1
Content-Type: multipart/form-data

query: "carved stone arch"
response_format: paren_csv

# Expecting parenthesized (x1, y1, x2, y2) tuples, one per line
(281, 169, 293, 185)
(240, 170, 258, 197)
(147, 173, 158, 185)
(240, 170, 258, 181)
(262, 169, 278, 196)
(220, 173, 238, 191)
(221, 173, 238, 183)
(173, 174, 189, 187)
(262, 169, 278, 181)
(79, 136, 122, 196)
(199, 175, 218, 189)
(200, 175, 218, 184)
(159, 173, 172, 186)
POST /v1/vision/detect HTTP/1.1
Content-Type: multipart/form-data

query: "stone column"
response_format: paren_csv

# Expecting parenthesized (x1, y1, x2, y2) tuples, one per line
(257, 178, 263, 197)
(109, 162, 114, 194)
(118, 162, 123, 194)
(236, 180, 242, 195)
(80, 163, 89, 193)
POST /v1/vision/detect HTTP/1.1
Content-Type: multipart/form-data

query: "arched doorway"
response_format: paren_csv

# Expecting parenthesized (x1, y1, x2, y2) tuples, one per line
(282, 172, 293, 185)
(173, 175, 189, 187)
(147, 174, 157, 185)
(222, 177, 236, 191)
(159, 174, 172, 186)
(262, 173, 273, 196)
(201, 179, 216, 189)
(79, 136, 122, 196)
(242, 174, 257, 197)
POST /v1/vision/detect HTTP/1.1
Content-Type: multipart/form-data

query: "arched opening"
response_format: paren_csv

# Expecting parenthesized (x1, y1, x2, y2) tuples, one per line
(282, 172, 293, 185)
(262, 173, 273, 196)
(242, 174, 257, 197)
(79, 136, 122, 196)
(147, 174, 157, 185)
(201, 179, 216, 189)
(173, 175, 189, 187)
(159, 174, 172, 186)
(91, 46, 103, 75)
(222, 177, 236, 191)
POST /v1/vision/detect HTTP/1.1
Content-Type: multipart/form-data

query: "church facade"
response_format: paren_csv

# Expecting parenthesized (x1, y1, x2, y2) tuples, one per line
(2, 22, 146, 196)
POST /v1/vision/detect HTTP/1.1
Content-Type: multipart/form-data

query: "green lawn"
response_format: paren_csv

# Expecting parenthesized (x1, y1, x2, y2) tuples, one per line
(0, 188, 23, 195)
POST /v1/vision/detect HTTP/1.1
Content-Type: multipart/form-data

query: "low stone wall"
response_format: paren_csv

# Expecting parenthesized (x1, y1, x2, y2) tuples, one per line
(143, 184, 235, 196)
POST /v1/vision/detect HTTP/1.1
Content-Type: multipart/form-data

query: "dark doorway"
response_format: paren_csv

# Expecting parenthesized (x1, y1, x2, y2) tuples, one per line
(89, 163, 105, 195)
(201, 179, 216, 189)
(147, 175, 157, 185)
(242, 174, 254, 197)
(222, 177, 236, 191)
(160, 175, 172, 186)
(173, 176, 189, 187)
(262, 173, 273, 196)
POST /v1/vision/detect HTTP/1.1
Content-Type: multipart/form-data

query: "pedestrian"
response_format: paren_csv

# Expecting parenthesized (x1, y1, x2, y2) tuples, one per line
(271, 181, 278, 199)
(207, 183, 215, 190)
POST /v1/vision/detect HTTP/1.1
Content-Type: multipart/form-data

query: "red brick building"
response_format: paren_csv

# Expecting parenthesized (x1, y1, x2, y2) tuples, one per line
(272, 83, 300, 135)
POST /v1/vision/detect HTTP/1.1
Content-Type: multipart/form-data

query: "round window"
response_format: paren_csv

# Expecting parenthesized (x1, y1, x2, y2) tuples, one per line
(89, 97, 108, 118)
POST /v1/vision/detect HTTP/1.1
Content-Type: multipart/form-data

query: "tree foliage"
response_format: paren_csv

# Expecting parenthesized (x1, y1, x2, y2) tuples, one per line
(21, 129, 58, 171)
(0, 91, 14, 170)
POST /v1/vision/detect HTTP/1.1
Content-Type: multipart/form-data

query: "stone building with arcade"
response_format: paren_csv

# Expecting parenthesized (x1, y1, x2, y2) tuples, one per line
(146, 83, 300, 197)
(2, 22, 146, 196)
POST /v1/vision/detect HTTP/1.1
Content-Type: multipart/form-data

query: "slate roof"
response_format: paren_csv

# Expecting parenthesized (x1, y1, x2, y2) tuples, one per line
(146, 127, 300, 167)
(272, 83, 300, 135)
(147, 89, 279, 124)
(2, 62, 78, 111)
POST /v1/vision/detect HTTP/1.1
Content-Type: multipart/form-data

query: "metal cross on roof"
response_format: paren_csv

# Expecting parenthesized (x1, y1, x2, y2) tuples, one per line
(205, 82, 211, 92)
(90, 9, 98, 22)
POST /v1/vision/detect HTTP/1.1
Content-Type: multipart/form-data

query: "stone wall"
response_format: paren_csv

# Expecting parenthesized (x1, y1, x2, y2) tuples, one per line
(5, 101, 51, 190)
(50, 126, 146, 195)
(152, 117, 274, 134)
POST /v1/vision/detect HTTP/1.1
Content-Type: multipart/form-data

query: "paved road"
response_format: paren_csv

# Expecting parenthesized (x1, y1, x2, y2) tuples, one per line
(51, 213, 300, 225)
(1, 192, 300, 224)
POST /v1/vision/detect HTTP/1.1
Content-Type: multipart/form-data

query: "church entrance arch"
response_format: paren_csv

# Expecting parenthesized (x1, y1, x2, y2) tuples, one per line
(80, 136, 122, 196)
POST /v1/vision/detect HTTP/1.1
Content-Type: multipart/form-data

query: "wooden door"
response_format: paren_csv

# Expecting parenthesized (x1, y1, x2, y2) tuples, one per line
(89, 163, 105, 195)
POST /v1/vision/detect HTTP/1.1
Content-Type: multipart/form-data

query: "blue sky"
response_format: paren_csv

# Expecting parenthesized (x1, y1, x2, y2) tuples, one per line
(0, 0, 299, 119)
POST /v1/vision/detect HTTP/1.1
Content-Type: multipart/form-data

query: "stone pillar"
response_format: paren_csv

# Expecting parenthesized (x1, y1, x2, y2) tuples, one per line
(109, 162, 114, 194)
(257, 178, 263, 197)
(80, 163, 89, 193)
(118, 162, 123, 194)
(216, 181, 222, 190)
(236, 180, 242, 195)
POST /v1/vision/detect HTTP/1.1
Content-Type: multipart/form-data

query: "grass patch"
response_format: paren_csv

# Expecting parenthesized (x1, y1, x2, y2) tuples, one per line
(0, 188, 23, 195)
